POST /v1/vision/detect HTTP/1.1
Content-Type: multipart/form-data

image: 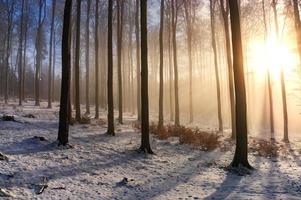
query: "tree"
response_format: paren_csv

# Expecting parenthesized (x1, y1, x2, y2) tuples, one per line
(74, 0, 81, 122)
(35, 0, 46, 106)
(58, 0, 73, 146)
(171, 0, 180, 126)
(210, 0, 223, 132)
(220, 0, 235, 137)
(18, 0, 25, 106)
(271, 0, 288, 142)
(48, 0, 57, 109)
(229, 0, 252, 169)
(107, 0, 115, 136)
(139, 0, 153, 154)
(117, 0, 125, 124)
(136, 0, 141, 121)
(95, 0, 99, 119)
(183, 0, 197, 123)
(158, 0, 164, 127)
(262, 0, 274, 136)
(4, 1, 15, 104)
(85, 0, 91, 114)
(292, 0, 301, 65)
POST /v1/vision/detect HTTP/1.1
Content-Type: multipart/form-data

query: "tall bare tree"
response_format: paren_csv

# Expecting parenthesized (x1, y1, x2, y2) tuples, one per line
(85, 0, 91, 114)
(158, 0, 165, 127)
(18, 0, 25, 106)
(210, 0, 223, 132)
(220, 0, 235, 137)
(58, 0, 73, 146)
(229, 0, 252, 169)
(95, 0, 99, 119)
(74, 0, 82, 122)
(107, 0, 115, 136)
(271, 0, 288, 142)
(171, 0, 180, 126)
(140, 0, 153, 154)
(136, 0, 141, 121)
(48, 0, 57, 108)
(117, 0, 125, 124)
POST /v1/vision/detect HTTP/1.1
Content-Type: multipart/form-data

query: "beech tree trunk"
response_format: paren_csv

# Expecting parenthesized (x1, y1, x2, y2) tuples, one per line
(136, 0, 141, 121)
(74, 0, 81, 122)
(140, 0, 153, 154)
(107, 0, 115, 136)
(210, 0, 223, 132)
(58, 0, 73, 146)
(229, 0, 252, 169)
(158, 0, 164, 127)
(95, 0, 99, 119)
(85, 0, 91, 114)
(48, 0, 56, 108)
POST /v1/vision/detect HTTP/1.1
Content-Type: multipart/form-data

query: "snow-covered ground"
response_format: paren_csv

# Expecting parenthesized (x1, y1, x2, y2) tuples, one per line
(1, 101, 301, 199)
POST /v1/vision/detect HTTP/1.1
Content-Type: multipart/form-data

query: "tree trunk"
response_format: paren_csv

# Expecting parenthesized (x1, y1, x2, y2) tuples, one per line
(18, 0, 25, 106)
(220, 0, 235, 137)
(136, 0, 141, 121)
(95, 0, 99, 119)
(171, 0, 180, 126)
(292, 0, 301, 66)
(140, 0, 153, 154)
(74, 0, 81, 122)
(85, 0, 91, 114)
(48, 0, 57, 108)
(272, 0, 289, 142)
(22, 0, 29, 101)
(229, 0, 252, 169)
(210, 0, 223, 132)
(107, 0, 115, 136)
(158, 0, 164, 127)
(58, 0, 73, 146)
(117, 0, 124, 124)
(262, 0, 274, 136)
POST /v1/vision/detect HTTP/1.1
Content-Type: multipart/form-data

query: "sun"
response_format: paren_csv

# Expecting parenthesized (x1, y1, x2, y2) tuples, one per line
(248, 36, 297, 81)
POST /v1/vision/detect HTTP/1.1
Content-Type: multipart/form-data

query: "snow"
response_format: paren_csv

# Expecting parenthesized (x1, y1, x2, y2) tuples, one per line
(1, 101, 301, 199)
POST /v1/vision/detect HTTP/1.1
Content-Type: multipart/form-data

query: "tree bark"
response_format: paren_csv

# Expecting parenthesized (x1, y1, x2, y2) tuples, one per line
(84, 0, 91, 114)
(18, 0, 25, 106)
(107, 0, 115, 136)
(74, 0, 81, 122)
(171, 0, 180, 126)
(95, 0, 99, 119)
(48, 0, 57, 108)
(58, 0, 73, 146)
(220, 0, 235, 137)
(136, 0, 141, 121)
(210, 0, 223, 132)
(158, 0, 165, 127)
(140, 0, 153, 154)
(229, 0, 252, 169)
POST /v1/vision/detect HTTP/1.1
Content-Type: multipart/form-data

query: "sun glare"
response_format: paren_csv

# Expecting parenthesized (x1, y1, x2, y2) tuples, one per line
(249, 36, 297, 81)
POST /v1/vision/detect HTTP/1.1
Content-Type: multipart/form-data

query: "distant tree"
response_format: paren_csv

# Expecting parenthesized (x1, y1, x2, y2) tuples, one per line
(35, 0, 46, 106)
(136, 0, 141, 121)
(271, 0, 288, 142)
(171, 0, 180, 126)
(220, 0, 235, 137)
(158, 0, 164, 127)
(95, 0, 99, 119)
(210, 0, 223, 132)
(85, 0, 91, 114)
(292, 0, 301, 65)
(74, 0, 81, 122)
(139, 0, 153, 154)
(48, 0, 57, 109)
(262, 0, 274, 136)
(117, 0, 125, 124)
(107, 0, 115, 136)
(18, 0, 25, 106)
(229, 0, 252, 169)
(58, 0, 73, 146)
(4, 1, 15, 104)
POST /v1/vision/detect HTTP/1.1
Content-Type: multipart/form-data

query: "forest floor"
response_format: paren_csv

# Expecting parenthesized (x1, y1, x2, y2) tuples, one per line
(0, 101, 301, 200)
